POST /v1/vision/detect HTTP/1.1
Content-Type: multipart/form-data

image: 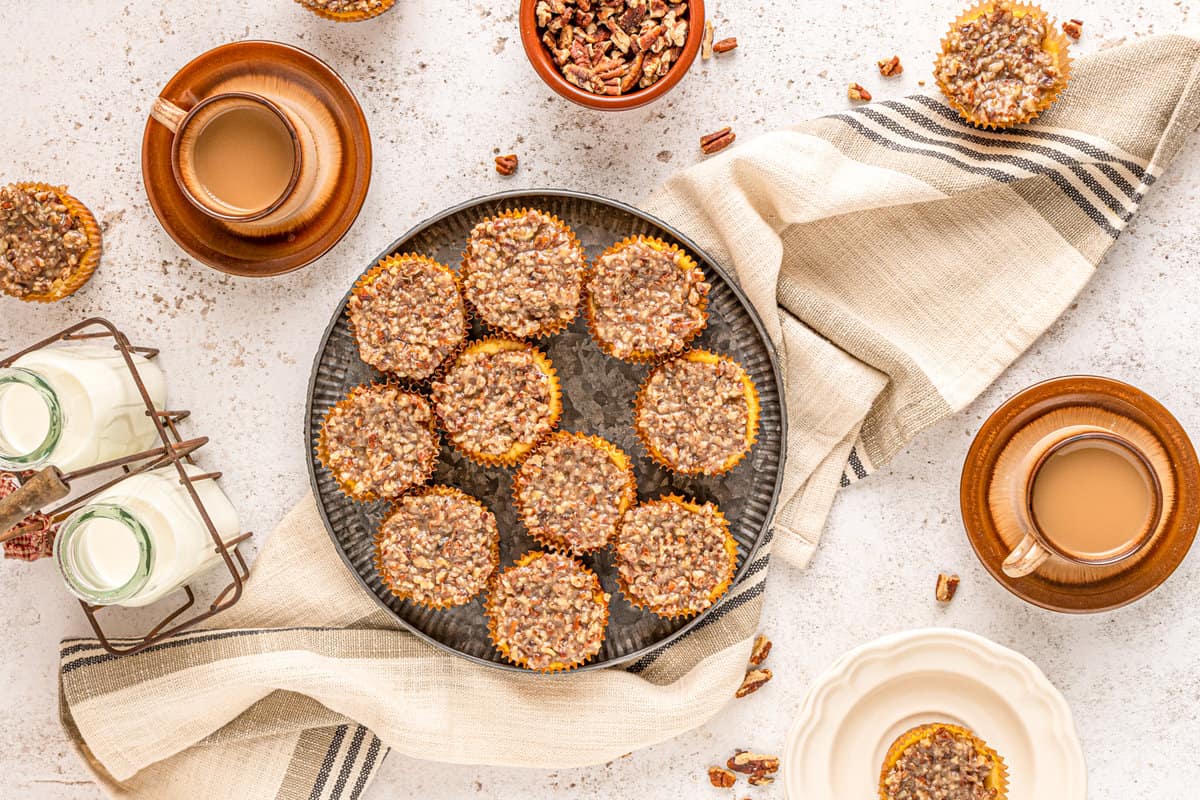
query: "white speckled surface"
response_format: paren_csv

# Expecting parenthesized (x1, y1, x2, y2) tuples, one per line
(1, 1, 1197, 797)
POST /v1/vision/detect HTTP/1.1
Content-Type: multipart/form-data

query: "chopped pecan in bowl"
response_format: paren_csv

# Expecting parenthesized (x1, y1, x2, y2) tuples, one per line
(521, 0, 705, 109)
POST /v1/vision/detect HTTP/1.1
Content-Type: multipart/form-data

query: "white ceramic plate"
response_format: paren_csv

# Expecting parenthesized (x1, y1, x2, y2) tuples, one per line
(783, 628, 1085, 799)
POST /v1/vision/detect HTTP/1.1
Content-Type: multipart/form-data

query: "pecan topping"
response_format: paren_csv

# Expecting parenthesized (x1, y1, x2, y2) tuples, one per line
(615, 498, 733, 617)
(727, 752, 780, 775)
(514, 432, 635, 554)
(376, 489, 499, 607)
(848, 82, 872, 101)
(636, 354, 755, 474)
(432, 344, 557, 459)
(883, 728, 997, 800)
(487, 552, 609, 671)
(701, 19, 714, 59)
(935, 4, 1063, 126)
(462, 210, 585, 338)
(748, 773, 774, 787)
(700, 126, 736, 154)
(300, 0, 388, 13)
(587, 237, 709, 360)
(707, 766, 736, 788)
(0, 184, 91, 299)
(495, 154, 519, 175)
(712, 37, 738, 54)
(749, 634, 772, 666)
(735, 668, 772, 698)
(347, 255, 466, 380)
(319, 385, 439, 500)
(878, 55, 903, 76)
(1063, 18, 1083, 39)
(535, 0, 689, 95)
(935, 573, 961, 603)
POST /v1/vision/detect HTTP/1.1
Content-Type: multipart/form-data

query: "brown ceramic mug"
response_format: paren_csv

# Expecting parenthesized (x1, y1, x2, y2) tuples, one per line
(151, 87, 338, 237)
(1001, 430, 1164, 578)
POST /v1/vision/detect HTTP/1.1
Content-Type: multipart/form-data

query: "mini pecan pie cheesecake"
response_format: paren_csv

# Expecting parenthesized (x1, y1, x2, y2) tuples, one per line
(512, 432, 637, 555)
(374, 486, 499, 608)
(635, 350, 760, 475)
(614, 496, 737, 619)
(586, 236, 710, 362)
(0, 182, 101, 303)
(934, 2, 1071, 129)
(486, 551, 610, 672)
(461, 209, 586, 339)
(317, 384, 440, 501)
(348, 254, 467, 381)
(292, 0, 395, 22)
(880, 724, 1007, 800)
(431, 338, 563, 466)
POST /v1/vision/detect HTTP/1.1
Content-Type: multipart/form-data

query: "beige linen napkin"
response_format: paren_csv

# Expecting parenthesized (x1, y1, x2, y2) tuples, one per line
(59, 36, 1200, 799)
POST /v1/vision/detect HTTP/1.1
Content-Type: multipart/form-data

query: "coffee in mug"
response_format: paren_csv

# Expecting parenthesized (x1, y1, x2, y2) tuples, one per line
(189, 102, 297, 213)
(150, 83, 340, 238)
(1002, 431, 1163, 578)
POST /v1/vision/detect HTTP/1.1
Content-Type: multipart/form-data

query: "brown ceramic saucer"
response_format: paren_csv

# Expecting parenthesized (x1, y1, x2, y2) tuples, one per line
(142, 41, 372, 277)
(961, 376, 1200, 613)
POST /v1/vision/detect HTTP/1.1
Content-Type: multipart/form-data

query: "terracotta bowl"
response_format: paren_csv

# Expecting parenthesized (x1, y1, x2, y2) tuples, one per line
(519, 0, 706, 111)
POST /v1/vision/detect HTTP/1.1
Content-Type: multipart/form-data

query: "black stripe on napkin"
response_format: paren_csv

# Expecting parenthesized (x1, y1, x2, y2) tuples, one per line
(910, 94, 1157, 184)
(330, 726, 368, 799)
(309, 724, 349, 800)
(876, 101, 1144, 206)
(350, 736, 385, 800)
(836, 109, 1124, 237)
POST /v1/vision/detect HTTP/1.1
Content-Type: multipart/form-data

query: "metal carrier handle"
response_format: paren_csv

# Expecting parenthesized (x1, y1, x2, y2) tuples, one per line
(0, 467, 69, 542)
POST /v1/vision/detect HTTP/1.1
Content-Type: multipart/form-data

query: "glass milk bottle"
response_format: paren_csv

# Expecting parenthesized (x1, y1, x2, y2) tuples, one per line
(0, 343, 166, 473)
(54, 464, 241, 607)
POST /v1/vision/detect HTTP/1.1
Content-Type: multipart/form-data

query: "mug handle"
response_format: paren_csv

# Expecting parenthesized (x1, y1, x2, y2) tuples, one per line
(150, 97, 188, 134)
(1001, 532, 1050, 578)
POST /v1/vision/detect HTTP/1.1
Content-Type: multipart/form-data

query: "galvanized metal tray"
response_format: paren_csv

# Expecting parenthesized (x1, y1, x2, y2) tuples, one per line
(306, 189, 786, 672)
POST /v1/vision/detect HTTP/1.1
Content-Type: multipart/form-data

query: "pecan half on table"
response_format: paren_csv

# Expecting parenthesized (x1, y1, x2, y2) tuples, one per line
(536, 0, 690, 96)
(494, 154, 519, 175)
(877, 55, 902, 76)
(847, 82, 872, 101)
(700, 126, 736, 155)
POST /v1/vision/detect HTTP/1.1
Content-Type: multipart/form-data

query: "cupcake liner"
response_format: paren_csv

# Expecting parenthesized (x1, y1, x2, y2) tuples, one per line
(935, 1, 1072, 130)
(431, 337, 563, 468)
(315, 382, 440, 502)
(485, 550, 610, 673)
(460, 207, 587, 341)
(614, 494, 738, 620)
(878, 723, 1009, 800)
(584, 235, 709, 363)
(633, 350, 761, 476)
(348, 252, 469, 384)
(372, 485, 500, 609)
(293, 0, 396, 22)
(11, 183, 102, 303)
(511, 431, 638, 556)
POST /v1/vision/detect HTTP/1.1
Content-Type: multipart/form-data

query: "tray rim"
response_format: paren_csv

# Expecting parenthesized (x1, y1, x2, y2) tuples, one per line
(304, 188, 789, 674)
